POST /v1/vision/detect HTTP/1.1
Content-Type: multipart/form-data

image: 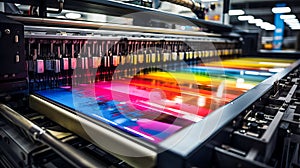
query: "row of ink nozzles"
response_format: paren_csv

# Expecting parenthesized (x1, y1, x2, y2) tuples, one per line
(26, 38, 242, 91)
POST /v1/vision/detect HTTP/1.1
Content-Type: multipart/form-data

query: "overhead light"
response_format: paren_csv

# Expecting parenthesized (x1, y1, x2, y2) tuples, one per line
(289, 24, 300, 28)
(280, 14, 296, 20)
(65, 13, 82, 19)
(255, 19, 263, 23)
(261, 23, 276, 30)
(290, 26, 300, 30)
(290, 25, 300, 28)
(287, 24, 300, 27)
(15, 3, 21, 6)
(284, 19, 299, 23)
(263, 26, 276, 31)
(259, 22, 270, 27)
(238, 15, 254, 21)
(287, 23, 300, 27)
(290, 24, 300, 27)
(287, 22, 300, 26)
(272, 7, 291, 14)
(228, 9, 245, 16)
(285, 20, 299, 26)
(248, 19, 256, 24)
(248, 19, 263, 24)
(256, 22, 264, 26)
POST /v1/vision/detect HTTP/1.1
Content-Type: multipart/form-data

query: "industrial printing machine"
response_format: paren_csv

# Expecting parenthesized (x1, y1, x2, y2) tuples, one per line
(0, 0, 299, 168)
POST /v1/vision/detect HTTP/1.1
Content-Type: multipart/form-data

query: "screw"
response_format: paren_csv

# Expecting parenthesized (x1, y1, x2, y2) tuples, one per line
(4, 29, 10, 35)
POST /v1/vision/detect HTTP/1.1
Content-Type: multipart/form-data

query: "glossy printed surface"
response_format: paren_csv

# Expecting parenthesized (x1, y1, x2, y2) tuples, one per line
(36, 57, 293, 143)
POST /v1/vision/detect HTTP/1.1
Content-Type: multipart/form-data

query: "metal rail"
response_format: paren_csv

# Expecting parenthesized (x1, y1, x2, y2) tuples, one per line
(0, 104, 104, 168)
(24, 26, 238, 43)
(9, 15, 223, 37)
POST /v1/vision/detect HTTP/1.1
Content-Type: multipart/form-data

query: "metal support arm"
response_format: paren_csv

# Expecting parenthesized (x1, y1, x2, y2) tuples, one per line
(160, 0, 206, 19)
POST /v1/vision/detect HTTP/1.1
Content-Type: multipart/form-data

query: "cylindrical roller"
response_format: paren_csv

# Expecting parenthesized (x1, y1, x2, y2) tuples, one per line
(0, 104, 104, 168)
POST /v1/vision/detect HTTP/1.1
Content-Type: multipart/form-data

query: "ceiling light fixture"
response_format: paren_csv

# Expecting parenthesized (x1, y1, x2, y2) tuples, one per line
(290, 26, 300, 30)
(284, 19, 299, 23)
(263, 26, 276, 31)
(288, 24, 300, 28)
(280, 14, 296, 20)
(287, 21, 300, 25)
(248, 19, 263, 24)
(289, 24, 300, 27)
(228, 9, 245, 16)
(248, 19, 255, 24)
(287, 24, 300, 28)
(238, 15, 254, 21)
(65, 13, 82, 19)
(259, 22, 270, 27)
(272, 7, 291, 14)
(256, 22, 264, 26)
(260, 23, 276, 30)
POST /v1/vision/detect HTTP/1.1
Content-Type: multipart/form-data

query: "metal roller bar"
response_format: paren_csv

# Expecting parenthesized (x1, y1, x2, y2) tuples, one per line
(0, 104, 104, 168)
(24, 34, 219, 42)
(25, 33, 235, 43)
(24, 25, 223, 39)
(10, 15, 222, 37)
(25, 25, 238, 43)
